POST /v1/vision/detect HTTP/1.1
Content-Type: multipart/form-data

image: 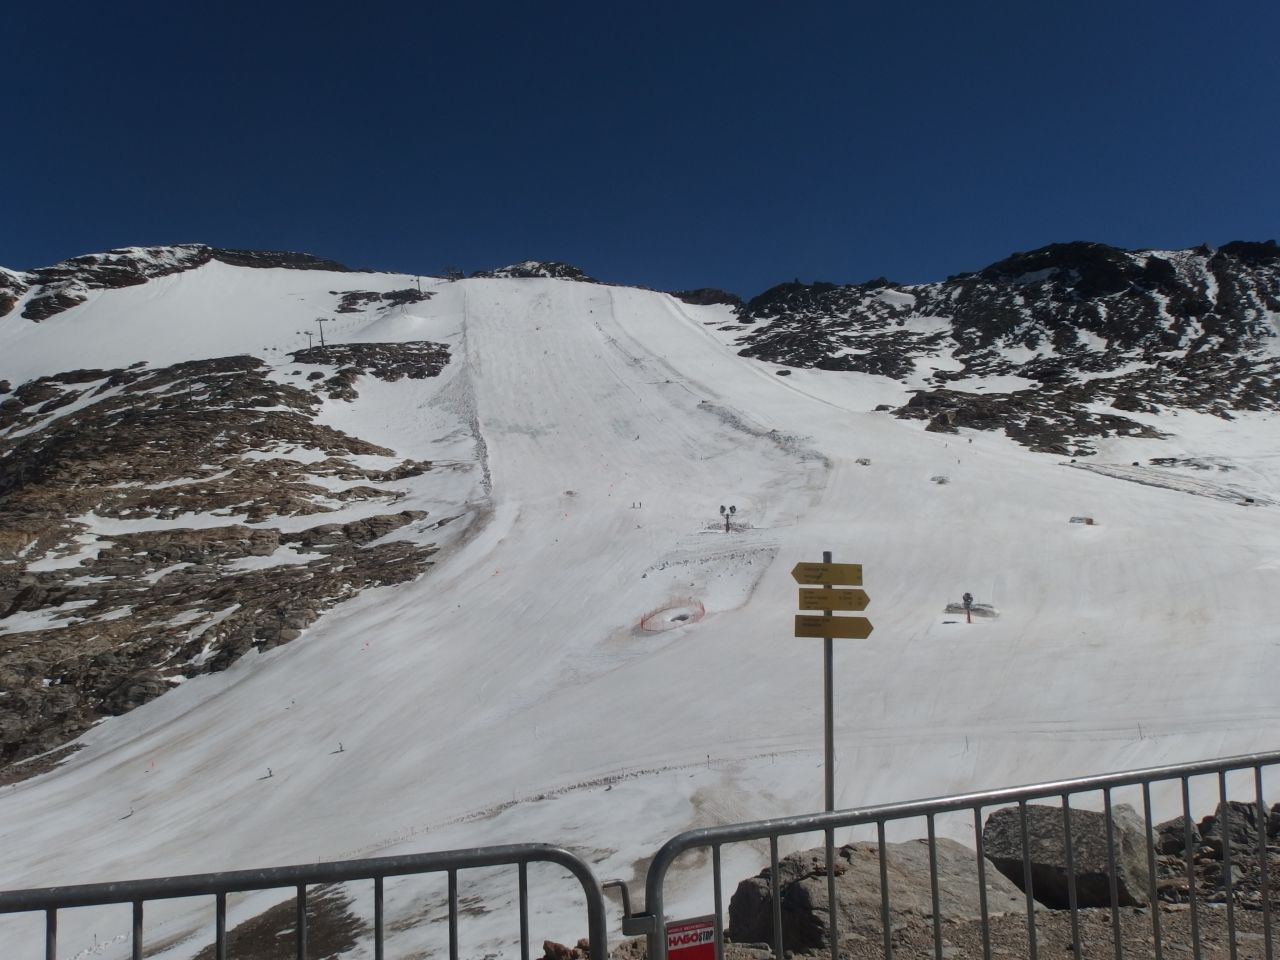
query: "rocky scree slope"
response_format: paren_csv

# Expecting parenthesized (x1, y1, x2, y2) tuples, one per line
(0, 341, 451, 774)
(734, 241, 1280, 454)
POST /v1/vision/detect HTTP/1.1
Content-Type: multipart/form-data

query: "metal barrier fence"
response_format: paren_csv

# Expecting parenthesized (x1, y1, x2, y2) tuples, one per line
(0, 843, 607, 960)
(627, 750, 1280, 960)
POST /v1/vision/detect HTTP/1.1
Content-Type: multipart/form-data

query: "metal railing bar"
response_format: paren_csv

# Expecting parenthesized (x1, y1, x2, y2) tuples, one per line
(713, 844, 725, 960)
(972, 808, 990, 960)
(637, 752, 1280, 960)
(640, 750, 1280, 882)
(520, 862, 530, 960)
(216, 891, 227, 960)
(374, 876, 384, 960)
(296, 883, 307, 960)
(1062, 796, 1081, 960)
(1255, 766, 1273, 960)
(132, 899, 143, 960)
(0, 843, 602, 914)
(448, 868, 459, 960)
(878, 820, 893, 960)
(1219, 772, 1237, 960)
(826, 827, 838, 960)
(1102, 788, 1121, 960)
(0, 843, 608, 960)
(1142, 781, 1163, 960)
(1100, 783, 1121, 960)
(44, 907, 55, 960)
(1182, 776, 1201, 960)
(770, 835, 783, 960)
(927, 814, 942, 960)
(1019, 800, 1038, 960)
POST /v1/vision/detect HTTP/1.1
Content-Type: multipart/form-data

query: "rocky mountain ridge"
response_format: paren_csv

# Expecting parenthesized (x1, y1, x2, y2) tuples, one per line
(0, 244, 364, 322)
(733, 240, 1280, 454)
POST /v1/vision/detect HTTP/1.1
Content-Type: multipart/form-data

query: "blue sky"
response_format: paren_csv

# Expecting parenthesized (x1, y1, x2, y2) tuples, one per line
(3, 1, 1277, 295)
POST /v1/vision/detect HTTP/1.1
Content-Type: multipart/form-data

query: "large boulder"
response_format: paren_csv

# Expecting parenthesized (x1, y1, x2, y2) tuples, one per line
(1154, 815, 1200, 855)
(1199, 800, 1267, 857)
(727, 839, 1025, 950)
(982, 803, 1151, 908)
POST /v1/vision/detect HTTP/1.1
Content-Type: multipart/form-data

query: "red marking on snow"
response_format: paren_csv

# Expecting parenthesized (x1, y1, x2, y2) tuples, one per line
(639, 598, 705, 632)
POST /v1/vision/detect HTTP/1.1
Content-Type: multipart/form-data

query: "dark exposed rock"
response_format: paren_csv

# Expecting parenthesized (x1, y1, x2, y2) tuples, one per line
(727, 840, 1025, 949)
(288, 341, 451, 399)
(472, 260, 595, 282)
(333, 288, 433, 313)
(0, 269, 29, 317)
(895, 387, 1164, 453)
(734, 242, 1280, 454)
(13, 245, 363, 322)
(0, 346, 452, 770)
(982, 803, 1151, 908)
(208, 247, 359, 271)
(669, 288, 745, 311)
(1155, 815, 1201, 855)
(1198, 800, 1268, 857)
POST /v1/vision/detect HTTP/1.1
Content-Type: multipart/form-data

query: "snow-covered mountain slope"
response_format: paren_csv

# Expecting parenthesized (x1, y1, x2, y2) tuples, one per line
(1, 247, 1279, 958)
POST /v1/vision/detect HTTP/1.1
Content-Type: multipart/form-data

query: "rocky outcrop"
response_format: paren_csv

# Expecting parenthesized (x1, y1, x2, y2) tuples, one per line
(0, 345, 453, 771)
(727, 839, 1025, 950)
(735, 241, 1280, 453)
(669, 288, 745, 311)
(9, 245, 363, 322)
(472, 260, 596, 282)
(1197, 800, 1269, 856)
(0, 268, 30, 317)
(1155, 815, 1200, 855)
(289, 341, 451, 401)
(334, 288, 433, 313)
(982, 803, 1151, 908)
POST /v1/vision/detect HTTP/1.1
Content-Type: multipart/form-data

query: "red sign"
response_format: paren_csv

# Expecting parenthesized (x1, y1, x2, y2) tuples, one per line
(666, 916, 716, 960)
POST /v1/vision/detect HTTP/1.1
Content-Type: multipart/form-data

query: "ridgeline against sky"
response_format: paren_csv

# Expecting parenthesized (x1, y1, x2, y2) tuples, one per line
(3, 0, 1277, 295)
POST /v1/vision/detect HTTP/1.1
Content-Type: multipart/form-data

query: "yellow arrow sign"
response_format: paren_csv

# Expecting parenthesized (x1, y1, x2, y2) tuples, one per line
(794, 615, 874, 639)
(791, 562, 863, 586)
(798, 588, 870, 612)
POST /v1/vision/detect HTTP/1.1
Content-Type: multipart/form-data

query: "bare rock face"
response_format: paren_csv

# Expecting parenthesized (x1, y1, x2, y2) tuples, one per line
(10, 245, 363, 322)
(0, 268, 29, 317)
(289, 342, 450, 401)
(727, 839, 1025, 950)
(669, 288, 745, 311)
(982, 803, 1151, 908)
(0, 343, 454, 771)
(1198, 800, 1268, 856)
(472, 260, 595, 282)
(333, 288, 433, 313)
(1154, 815, 1200, 855)
(735, 241, 1280, 454)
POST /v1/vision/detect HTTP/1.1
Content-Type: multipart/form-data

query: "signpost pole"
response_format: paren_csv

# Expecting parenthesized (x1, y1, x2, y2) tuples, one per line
(823, 550, 834, 812)
(822, 551, 837, 960)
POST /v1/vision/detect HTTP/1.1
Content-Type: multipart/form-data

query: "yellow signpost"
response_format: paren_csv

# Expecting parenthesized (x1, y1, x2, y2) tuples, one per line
(790, 562, 863, 586)
(794, 614, 874, 639)
(791, 551, 871, 954)
(797, 587, 870, 611)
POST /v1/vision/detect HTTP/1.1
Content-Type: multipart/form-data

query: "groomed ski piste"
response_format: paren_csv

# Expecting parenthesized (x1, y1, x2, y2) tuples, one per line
(2, 258, 1280, 958)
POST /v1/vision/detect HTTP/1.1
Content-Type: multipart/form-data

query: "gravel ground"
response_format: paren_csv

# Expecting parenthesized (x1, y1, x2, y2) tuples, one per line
(707, 904, 1280, 960)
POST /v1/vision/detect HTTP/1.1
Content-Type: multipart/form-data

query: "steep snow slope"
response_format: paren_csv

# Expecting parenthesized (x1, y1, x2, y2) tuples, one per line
(1, 262, 1279, 957)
